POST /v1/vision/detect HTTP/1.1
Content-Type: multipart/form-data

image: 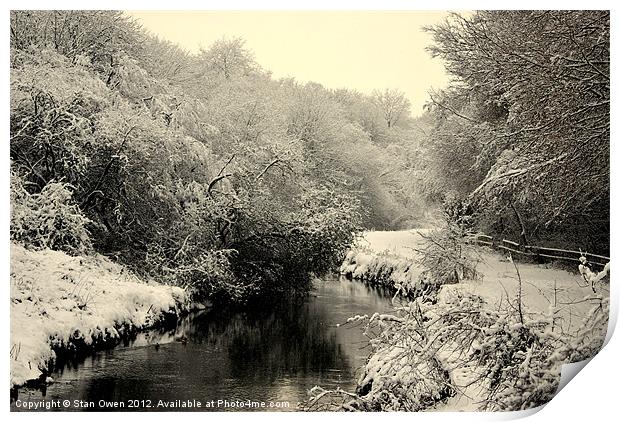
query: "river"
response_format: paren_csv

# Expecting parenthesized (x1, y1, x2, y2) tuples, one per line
(12, 275, 396, 412)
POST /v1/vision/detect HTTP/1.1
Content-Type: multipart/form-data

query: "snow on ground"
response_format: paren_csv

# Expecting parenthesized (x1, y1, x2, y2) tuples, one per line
(357, 230, 430, 259)
(352, 230, 610, 411)
(10, 243, 189, 387)
(449, 250, 609, 333)
(341, 230, 435, 296)
(360, 230, 609, 325)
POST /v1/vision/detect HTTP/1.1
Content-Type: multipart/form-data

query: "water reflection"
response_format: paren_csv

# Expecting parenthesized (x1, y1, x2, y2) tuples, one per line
(12, 276, 395, 412)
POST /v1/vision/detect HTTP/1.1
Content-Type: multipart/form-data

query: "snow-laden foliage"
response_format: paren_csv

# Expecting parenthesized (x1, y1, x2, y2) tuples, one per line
(11, 173, 92, 255)
(354, 304, 456, 411)
(422, 11, 609, 255)
(304, 301, 455, 411)
(474, 293, 609, 410)
(579, 258, 611, 293)
(306, 285, 608, 412)
(9, 29, 365, 304)
(415, 221, 481, 285)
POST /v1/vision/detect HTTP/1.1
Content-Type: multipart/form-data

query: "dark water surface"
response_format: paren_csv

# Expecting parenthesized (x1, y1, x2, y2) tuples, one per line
(13, 276, 395, 411)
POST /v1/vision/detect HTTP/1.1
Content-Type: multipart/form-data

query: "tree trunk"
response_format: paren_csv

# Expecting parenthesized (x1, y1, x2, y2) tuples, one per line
(510, 202, 529, 247)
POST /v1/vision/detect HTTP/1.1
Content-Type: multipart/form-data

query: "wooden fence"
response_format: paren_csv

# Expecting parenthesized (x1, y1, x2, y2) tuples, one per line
(471, 234, 610, 268)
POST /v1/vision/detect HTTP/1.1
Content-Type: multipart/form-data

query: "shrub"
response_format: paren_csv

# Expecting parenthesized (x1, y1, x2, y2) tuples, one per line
(416, 220, 481, 285)
(11, 173, 92, 255)
(306, 276, 609, 412)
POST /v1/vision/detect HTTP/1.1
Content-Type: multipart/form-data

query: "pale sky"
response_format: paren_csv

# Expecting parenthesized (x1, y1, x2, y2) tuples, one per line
(127, 11, 454, 115)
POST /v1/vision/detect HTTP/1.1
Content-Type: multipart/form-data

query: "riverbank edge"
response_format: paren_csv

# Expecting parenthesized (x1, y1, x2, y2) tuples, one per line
(18, 309, 190, 392)
(10, 243, 195, 389)
(336, 239, 453, 409)
(340, 249, 440, 300)
(333, 231, 610, 412)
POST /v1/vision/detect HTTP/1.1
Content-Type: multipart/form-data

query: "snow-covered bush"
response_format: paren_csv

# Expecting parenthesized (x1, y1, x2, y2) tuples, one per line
(416, 222, 481, 285)
(456, 297, 562, 410)
(11, 174, 92, 255)
(341, 224, 481, 300)
(355, 305, 456, 410)
(305, 301, 455, 411)
(307, 277, 609, 412)
(151, 246, 257, 304)
(547, 296, 609, 364)
(476, 294, 608, 410)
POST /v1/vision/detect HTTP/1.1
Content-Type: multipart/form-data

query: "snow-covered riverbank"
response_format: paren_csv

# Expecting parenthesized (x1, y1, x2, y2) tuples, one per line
(332, 230, 610, 411)
(10, 243, 190, 387)
(344, 230, 609, 319)
(340, 230, 431, 297)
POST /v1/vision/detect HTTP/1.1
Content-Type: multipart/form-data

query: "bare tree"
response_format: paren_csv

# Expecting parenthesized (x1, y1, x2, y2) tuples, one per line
(371, 88, 411, 128)
(198, 37, 257, 80)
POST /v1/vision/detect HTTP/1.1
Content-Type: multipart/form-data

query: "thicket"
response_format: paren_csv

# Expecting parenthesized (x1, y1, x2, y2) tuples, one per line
(414, 11, 609, 255)
(9, 11, 427, 303)
(306, 269, 609, 411)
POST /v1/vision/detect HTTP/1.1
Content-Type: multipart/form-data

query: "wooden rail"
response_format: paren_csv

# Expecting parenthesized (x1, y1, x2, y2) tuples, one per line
(470, 234, 610, 267)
